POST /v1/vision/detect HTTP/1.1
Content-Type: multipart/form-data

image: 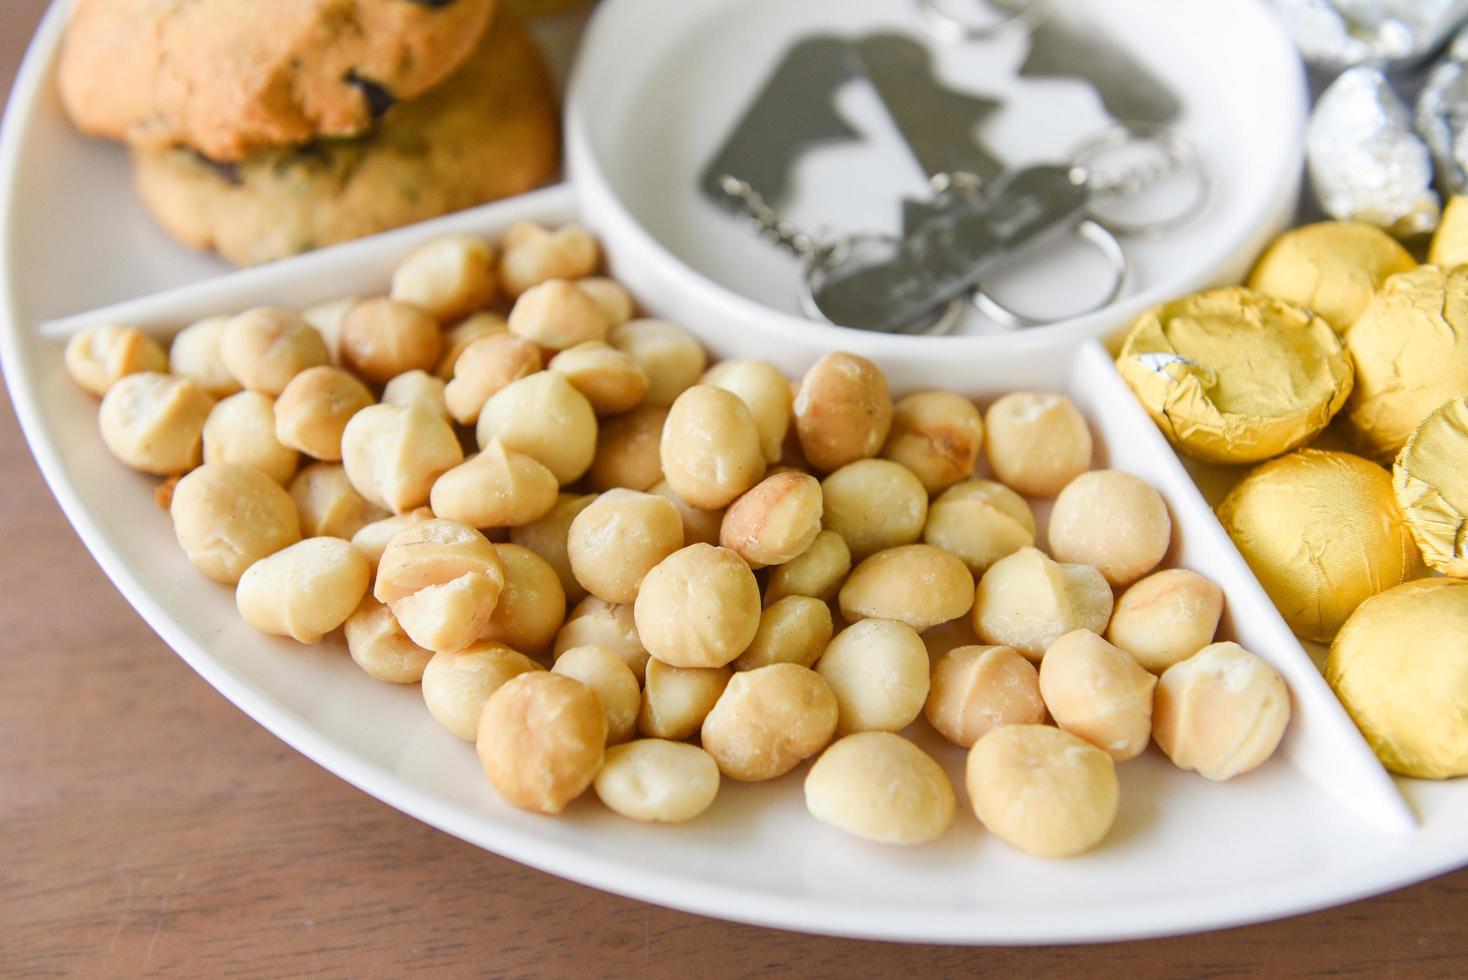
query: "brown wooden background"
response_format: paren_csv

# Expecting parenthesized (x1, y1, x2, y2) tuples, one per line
(4, 2, 1467, 975)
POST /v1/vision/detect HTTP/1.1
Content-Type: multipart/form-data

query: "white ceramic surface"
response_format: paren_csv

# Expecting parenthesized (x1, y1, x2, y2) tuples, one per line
(6, 0, 1468, 947)
(566, 0, 1308, 386)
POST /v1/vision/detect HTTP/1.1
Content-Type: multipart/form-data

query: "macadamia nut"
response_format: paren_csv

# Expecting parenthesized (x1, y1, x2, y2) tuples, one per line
(508, 279, 611, 351)
(1048, 470, 1171, 587)
(575, 277, 635, 328)
(660, 385, 766, 509)
(881, 390, 984, 494)
(983, 392, 1093, 498)
(549, 341, 649, 415)
(554, 597, 649, 682)
(221, 307, 329, 395)
(236, 537, 370, 643)
(633, 544, 762, 668)
(594, 740, 720, 823)
(273, 365, 373, 461)
(638, 658, 730, 740)
(973, 547, 1113, 661)
(966, 724, 1119, 858)
(820, 459, 928, 561)
(477, 672, 606, 815)
(764, 529, 851, 605)
(375, 519, 505, 654)
(480, 544, 565, 653)
(734, 596, 834, 671)
(170, 462, 301, 583)
(1153, 642, 1290, 781)
(168, 316, 242, 398)
(719, 471, 823, 568)
(341, 403, 463, 513)
(805, 732, 955, 845)
(99, 372, 214, 474)
(203, 390, 298, 484)
(66, 324, 168, 397)
(702, 359, 792, 464)
(793, 351, 893, 472)
(288, 462, 387, 539)
(839, 544, 974, 632)
(436, 312, 508, 380)
(700, 663, 838, 781)
(924, 645, 1044, 748)
(430, 440, 559, 529)
(554, 645, 641, 743)
(817, 619, 930, 734)
(608, 319, 707, 408)
(498, 223, 600, 298)
(390, 233, 496, 322)
(588, 406, 666, 492)
(422, 643, 542, 741)
(1107, 569, 1224, 673)
(568, 489, 684, 604)
(350, 508, 433, 571)
(382, 369, 448, 421)
(301, 297, 356, 365)
(338, 298, 442, 385)
(923, 480, 1036, 575)
(649, 480, 724, 547)
(444, 333, 542, 426)
(510, 493, 596, 605)
(343, 594, 433, 684)
(1039, 630, 1157, 761)
(476, 372, 598, 485)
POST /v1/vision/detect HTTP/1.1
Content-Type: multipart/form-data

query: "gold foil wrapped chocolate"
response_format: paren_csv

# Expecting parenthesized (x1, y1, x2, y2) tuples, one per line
(1247, 221, 1415, 333)
(1394, 395, 1468, 576)
(1326, 578, 1468, 779)
(1428, 195, 1468, 267)
(1343, 264, 1468, 462)
(1116, 288, 1353, 464)
(1217, 448, 1423, 644)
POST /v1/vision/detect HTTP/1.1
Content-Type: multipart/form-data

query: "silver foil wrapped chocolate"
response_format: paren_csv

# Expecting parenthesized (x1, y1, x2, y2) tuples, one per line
(1307, 66, 1441, 236)
(1273, 0, 1468, 70)
(1416, 26, 1468, 194)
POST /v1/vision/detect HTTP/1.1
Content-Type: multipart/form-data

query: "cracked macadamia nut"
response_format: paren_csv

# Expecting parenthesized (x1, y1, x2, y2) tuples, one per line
(764, 529, 851, 605)
(476, 372, 598, 485)
(701, 663, 838, 781)
(983, 391, 1093, 498)
(589, 406, 666, 492)
(374, 519, 505, 654)
(925, 645, 1044, 748)
(973, 547, 1113, 661)
(1107, 569, 1224, 673)
(555, 597, 649, 682)
(350, 508, 433, 572)
(549, 341, 649, 415)
(1153, 642, 1290, 781)
(820, 459, 928, 561)
(660, 385, 766, 509)
(1039, 630, 1157, 761)
(390, 233, 496, 322)
(839, 544, 974, 632)
(381, 369, 447, 421)
(609, 319, 707, 408)
(1048, 470, 1172, 587)
(805, 732, 955, 845)
(436, 312, 508, 380)
(169, 316, 242, 398)
(881, 391, 984, 494)
(508, 279, 611, 351)
(236, 537, 370, 644)
(221, 307, 329, 396)
(734, 596, 833, 671)
(288, 462, 387, 539)
(594, 740, 720, 823)
(339, 298, 441, 384)
(273, 365, 373, 461)
(553, 645, 641, 744)
(818, 619, 930, 734)
(99, 372, 214, 474)
(966, 724, 1119, 858)
(341, 403, 463, 514)
(794, 351, 893, 472)
(343, 594, 433, 684)
(66, 324, 168, 397)
(511, 493, 597, 605)
(719, 471, 823, 568)
(638, 658, 730, 740)
(568, 489, 684, 604)
(649, 480, 724, 547)
(477, 672, 607, 815)
(634, 544, 762, 668)
(430, 441, 559, 529)
(498, 223, 600, 299)
(203, 390, 298, 484)
(923, 480, 1036, 575)
(170, 462, 301, 584)
(479, 544, 565, 654)
(702, 359, 792, 464)
(444, 333, 542, 425)
(422, 643, 542, 741)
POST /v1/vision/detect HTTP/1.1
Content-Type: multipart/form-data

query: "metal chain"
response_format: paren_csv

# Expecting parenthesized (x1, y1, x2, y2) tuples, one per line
(718, 176, 826, 261)
(1082, 150, 1180, 198)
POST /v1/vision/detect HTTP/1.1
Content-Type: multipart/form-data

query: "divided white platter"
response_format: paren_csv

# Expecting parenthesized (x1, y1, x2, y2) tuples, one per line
(5, 0, 1468, 946)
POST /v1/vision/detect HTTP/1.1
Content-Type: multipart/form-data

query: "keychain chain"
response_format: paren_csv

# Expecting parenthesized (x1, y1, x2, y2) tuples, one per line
(718, 176, 828, 262)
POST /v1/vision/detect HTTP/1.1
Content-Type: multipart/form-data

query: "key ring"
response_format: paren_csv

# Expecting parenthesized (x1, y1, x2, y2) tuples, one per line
(1069, 123, 1211, 238)
(917, 0, 1051, 42)
(800, 233, 966, 335)
(971, 218, 1128, 328)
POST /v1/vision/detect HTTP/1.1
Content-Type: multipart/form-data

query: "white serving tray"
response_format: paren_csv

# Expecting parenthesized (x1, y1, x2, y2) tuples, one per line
(5, 0, 1467, 946)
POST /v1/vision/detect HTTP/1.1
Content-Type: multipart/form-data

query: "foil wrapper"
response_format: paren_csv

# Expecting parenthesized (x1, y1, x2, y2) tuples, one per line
(1246, 221, 1416, 333)
(1116, 287, 1354, 464)
(1394, 395, 1468, 576)
(1218, 449, 1424, 644)
(1343, 264, 1468, 461)
(1273, 0, 1468, 70)
(1429, 194, 1468, 265)
(1416, 26, 1468, 194)
(1326, 579, 1468, 778)
(1307, 66, 1441, 237)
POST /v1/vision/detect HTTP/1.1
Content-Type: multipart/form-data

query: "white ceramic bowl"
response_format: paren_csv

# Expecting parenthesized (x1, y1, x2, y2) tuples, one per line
(566, 0, 1307, 386)
(6, 0, 1468, 946)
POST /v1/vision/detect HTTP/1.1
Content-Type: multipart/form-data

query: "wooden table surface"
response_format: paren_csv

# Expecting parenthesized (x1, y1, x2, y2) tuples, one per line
(4, 3, 1468, 976)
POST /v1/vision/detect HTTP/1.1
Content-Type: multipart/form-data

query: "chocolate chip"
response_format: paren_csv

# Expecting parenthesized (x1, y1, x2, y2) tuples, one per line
(344, 69, 397, 121)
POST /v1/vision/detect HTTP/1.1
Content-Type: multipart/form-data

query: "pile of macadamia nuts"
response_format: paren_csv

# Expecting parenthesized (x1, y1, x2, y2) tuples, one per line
(65, 223, 1293, 859)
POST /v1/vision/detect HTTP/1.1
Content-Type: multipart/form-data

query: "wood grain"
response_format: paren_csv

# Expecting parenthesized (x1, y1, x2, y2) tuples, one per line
(3, 3, 1467, 975)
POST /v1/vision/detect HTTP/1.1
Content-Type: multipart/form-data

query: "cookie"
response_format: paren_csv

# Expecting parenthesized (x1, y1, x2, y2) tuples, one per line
(59, 0, 497, 162)
(131, 16, 559, 266)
